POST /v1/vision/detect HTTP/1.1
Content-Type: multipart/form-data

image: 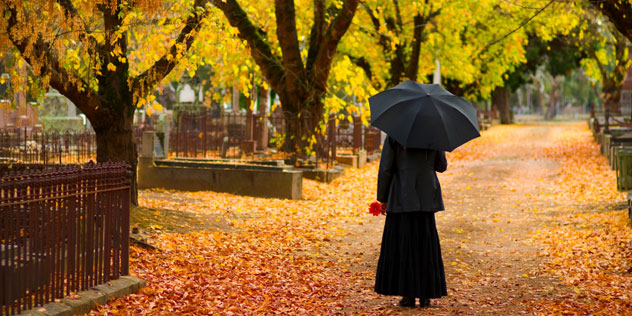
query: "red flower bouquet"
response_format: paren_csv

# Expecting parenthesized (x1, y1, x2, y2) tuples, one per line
(369, 201, 385, 216)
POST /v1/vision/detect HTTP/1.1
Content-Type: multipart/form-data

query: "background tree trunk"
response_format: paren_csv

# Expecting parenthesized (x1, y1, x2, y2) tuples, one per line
(257, 86, 269, 150)
(544, 77, 562, 120)
(492, 87, 513, 124)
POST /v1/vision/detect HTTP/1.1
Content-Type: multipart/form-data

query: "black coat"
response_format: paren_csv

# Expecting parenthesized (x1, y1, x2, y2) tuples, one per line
(377, 136, 447, 213)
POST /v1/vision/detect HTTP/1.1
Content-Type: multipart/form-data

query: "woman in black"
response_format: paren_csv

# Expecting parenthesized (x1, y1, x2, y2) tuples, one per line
(374, 135, 448, 307)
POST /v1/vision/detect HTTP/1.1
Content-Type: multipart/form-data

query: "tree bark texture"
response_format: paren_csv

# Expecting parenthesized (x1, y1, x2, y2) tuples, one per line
(257, 87, 269, 150)
(593, 1, 632, 44)
(94, 115, 138, 204)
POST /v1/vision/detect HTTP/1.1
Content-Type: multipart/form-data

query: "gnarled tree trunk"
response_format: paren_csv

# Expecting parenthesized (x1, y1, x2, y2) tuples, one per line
(94, 117, 138, 205)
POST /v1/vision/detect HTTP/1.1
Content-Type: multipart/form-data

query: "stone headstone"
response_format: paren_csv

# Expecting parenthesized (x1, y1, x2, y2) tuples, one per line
(154, 137, 164, 158)
(42, 88, 76, 117)
(141, 131, 155, 158)
(179, 84, 196, 103)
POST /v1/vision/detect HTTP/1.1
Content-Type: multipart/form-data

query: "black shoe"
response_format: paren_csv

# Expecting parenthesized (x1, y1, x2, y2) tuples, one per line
(398, 296, 415, 307)
(419, 298, 430, 307)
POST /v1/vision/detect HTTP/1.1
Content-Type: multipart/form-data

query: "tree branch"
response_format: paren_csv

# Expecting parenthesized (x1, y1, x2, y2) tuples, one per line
(610, 27, 629, 90)
(592, 0, 632, 43)
(481, 0, 554, 54)
(312, 0, 359, 90)
(405, 14, 424, 81)
(275, 0, 305, 95)
(587, 46, 608, 87)
(392, 0, 403, 33)
(347, 54, 372, 80)
(212, 0, 284, 93)
(56, 0, 79, 19)
(3, 4, 97, 119)
(132, 0, 210, 98)
(362, 3, 380, 33)
(306, 0, 325, 70)
(361, 3, 390, 52)
(406, 6, 441, 80)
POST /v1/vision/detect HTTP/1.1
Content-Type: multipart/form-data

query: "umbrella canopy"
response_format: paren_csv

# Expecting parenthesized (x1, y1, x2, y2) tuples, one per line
(369, 81, 480, 152)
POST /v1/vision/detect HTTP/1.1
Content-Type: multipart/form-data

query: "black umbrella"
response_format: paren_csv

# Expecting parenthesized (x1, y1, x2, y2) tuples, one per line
(369, 80, 480, 151)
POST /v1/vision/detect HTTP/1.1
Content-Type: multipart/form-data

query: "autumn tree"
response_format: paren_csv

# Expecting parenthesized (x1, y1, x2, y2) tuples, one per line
(451, 1, 580, 123)
(482, 4, 630, 123)
(497, 34, 586, 121)
(348, 0, 441, 87)
(207, 0, 358, 156)
(341, 0, 580, 117)
(577, 20, 630, 120)
(0, 0, 216, 204)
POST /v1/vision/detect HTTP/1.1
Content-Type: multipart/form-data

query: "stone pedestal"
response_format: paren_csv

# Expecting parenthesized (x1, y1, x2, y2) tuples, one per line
(141, 131, 155, 158)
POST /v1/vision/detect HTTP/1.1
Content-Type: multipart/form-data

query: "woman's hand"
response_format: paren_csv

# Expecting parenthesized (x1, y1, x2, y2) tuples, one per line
(381, 202, 387, 214)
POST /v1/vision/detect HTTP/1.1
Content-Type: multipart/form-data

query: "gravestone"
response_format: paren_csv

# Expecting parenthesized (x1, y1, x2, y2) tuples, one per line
(154, 136, 165, 158)
(40, 89, 84, 131)
(179, 84, 196, 103)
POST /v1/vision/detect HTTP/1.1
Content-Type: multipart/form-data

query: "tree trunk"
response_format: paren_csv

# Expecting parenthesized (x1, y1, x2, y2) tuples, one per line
(212, 0, 358, 160)
(93, 111, 138, 205)
(282, 107, 324, 160)
(258, 86, 269, 150)
(389, 46, 406, 87)
(545, 78, 561, 121)
(603, 83, 624, 115)
(535, 89, 543, 114)
(492, 87, 512, 124)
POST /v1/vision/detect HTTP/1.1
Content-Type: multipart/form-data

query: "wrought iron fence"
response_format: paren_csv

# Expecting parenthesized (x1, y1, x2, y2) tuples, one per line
(364, 126, 383, 154)
(0, 112, 381, 168)
(0, 129, 96, 164)
(0, 162, 131, 315)
(171, 111, 252, 159)
(334, 115, 382, 155)
(168, 110, 380, 165)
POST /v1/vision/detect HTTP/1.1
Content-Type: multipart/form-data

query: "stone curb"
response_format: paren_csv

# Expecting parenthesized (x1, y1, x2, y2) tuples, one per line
(18, 276, 146, 316)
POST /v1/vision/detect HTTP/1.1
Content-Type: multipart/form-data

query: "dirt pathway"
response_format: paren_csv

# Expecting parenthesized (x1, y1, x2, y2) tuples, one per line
(337, 123, 621, 315)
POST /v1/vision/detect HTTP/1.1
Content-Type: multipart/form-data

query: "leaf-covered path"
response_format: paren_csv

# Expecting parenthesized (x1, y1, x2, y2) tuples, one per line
(92, 122, 632, 315)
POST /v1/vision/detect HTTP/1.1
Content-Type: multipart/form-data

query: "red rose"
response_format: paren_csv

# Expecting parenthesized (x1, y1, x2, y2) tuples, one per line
(369, 201, 384, 216)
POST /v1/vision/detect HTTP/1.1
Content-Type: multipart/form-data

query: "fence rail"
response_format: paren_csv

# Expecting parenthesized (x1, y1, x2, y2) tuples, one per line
(168, 111, 382, 163)
(170, 111, 253, 159)
(0, 162, 130, 316)
(0, 111, 382, 166)
(0, 129, 96, 164)
(334, 115, 382, 155)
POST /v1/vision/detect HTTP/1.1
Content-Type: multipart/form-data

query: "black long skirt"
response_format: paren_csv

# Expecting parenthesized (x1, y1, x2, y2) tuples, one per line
(374, 211, 447, 298)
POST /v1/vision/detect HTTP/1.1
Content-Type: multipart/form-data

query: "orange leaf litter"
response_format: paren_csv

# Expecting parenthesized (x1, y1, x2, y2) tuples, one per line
(91, 122, 631, 315)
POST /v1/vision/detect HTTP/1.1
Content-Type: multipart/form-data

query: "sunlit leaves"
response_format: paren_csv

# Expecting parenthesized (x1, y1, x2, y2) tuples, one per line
(339, 0, 581, 101)
(530, 123, 632, 315)
(83, 122, 632, 315)
(91, 163, 381, 315)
